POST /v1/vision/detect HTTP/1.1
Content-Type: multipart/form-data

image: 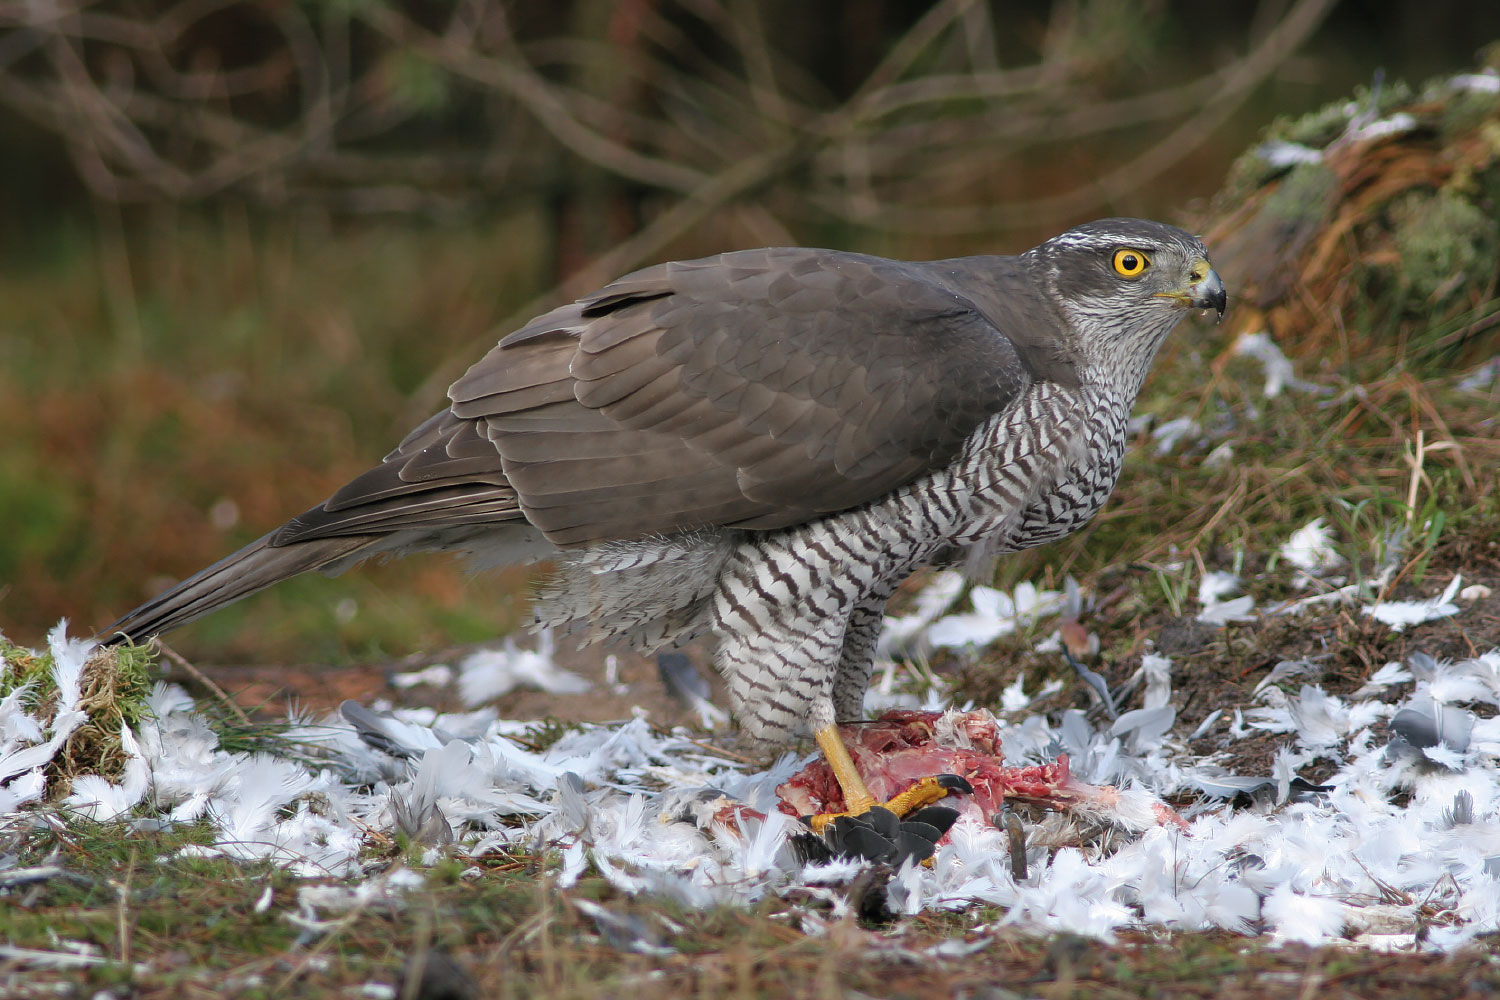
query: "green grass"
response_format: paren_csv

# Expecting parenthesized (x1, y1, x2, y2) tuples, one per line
(0, 636, 156, 790)
(7, 818, 1500, 998)
(985, 329, 1498, 611)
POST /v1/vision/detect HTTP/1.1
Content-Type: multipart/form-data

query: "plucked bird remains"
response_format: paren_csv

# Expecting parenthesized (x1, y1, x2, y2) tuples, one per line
(104, 218, 1225, 851)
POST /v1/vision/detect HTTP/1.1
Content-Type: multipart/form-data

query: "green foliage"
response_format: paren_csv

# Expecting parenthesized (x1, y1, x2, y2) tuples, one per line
(0, 633, 49, 701)
(385, 50, 451, 114)
(1387, 188, 1499, 305)
(1153, 565, 1192, 619)
(1261, 161, 1338, 228)
(1439, 83, 1500, 138)
(0, 633, 155, 729)
(521, 715, 585, 752)
(0, 457, 83, 584)
(1221, 80, 1416, 199)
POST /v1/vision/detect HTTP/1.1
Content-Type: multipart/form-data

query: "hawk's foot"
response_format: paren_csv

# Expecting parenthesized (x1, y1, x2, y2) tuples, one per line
(802, 774, 972, 866)
(804, 773, 973, 834)
(803, 720, 973, 864)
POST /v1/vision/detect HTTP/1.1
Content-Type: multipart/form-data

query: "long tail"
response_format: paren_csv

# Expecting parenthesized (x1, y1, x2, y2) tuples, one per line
(100, 407, 541, 645)
(100, 532, 378, 644)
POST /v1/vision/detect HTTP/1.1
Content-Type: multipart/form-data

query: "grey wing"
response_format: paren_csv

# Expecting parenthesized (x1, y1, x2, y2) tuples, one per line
(446, 246, 1038, 546)
(280, 247, 1039, 548)
(272, 409, 526, 545)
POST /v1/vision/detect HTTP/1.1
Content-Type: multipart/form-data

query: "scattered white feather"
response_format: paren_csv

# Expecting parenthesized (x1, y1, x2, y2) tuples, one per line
(0, 683, 42, 745)
(0, 732, 76, 789)
(1263, 883, 1345, 945)
(1151, 416, 1201, 455)
(1291, 686, 1385, 749)
(457, 632, 589, 706)
(1348, 112, 1416, 143)
(46, 620, 93, 714)
(1257, 140, 1323, 167)
(926, 582, 1065, 648)
(1253, 658, 1324, 696)
(1203, 442, 1236, 468)
(1458, 357, 1500, 391)
(1139, 654, 1173, 711)
(0, 768, 47, 815)
(7, 658, 1500, 951)
(999, 672, 1063, 713)
(879, 571, 965, 653)
(1111, 706, 1176, 752)
(1352, 661, 1413, 698)
(10, 528, 1500, 957)
(1188, 709, 1223, 741)
(1365, 576, 1463, 631)
(1268, 583, 1363, 617)
(1234, 332, 1323, 398)
(1227, 708, 1251, 740)
(1280, 518, 1344, 576)
(390, 664, 455, 689)
(1451, 71, 1500, 93)
(290, 871, 423, 930)
(65, 726, 148, 821)
(1423, 744, 1467, 770)
(1198, 572, 1241, 607)
(1198, 596, 1256, 626)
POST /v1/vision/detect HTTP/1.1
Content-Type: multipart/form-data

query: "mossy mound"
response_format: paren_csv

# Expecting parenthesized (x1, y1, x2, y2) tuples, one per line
(0, 634, 157, 795)
(1206, 51, 1500, 372)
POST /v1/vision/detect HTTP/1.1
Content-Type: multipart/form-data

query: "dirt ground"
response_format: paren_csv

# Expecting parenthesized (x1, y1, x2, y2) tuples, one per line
(168, 627, 728, 731)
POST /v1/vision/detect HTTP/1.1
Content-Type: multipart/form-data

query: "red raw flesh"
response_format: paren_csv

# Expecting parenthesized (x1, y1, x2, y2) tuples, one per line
(775, 709, 1185, 830)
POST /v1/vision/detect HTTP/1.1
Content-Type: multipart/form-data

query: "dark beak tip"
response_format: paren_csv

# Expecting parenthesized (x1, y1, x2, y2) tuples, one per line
(1193, 270, 1227, 323)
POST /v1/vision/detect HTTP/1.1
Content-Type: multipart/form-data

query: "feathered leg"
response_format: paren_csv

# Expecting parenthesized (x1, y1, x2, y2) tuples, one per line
(712, 557, 969, 864)
(830, 585, 896, 722)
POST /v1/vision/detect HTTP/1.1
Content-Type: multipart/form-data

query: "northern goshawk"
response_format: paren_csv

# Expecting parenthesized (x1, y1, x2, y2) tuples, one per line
(105, 217, 1225, 837)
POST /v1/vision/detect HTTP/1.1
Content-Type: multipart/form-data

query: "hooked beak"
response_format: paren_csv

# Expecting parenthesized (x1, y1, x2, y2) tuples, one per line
(1155, 260, 1228, 323)
(1189, 266, 1228, 323)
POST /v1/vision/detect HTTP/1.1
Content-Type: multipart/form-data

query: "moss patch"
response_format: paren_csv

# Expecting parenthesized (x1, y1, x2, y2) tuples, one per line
(0, 635, 156, 792)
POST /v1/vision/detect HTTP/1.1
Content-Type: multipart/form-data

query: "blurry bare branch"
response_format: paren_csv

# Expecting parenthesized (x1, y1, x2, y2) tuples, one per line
(362, 5, 708, 194)
(0, 0, 1334, 244)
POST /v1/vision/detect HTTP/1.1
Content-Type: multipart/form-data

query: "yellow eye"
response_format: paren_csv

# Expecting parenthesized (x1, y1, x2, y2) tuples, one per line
(1112, 248, 1150, 277)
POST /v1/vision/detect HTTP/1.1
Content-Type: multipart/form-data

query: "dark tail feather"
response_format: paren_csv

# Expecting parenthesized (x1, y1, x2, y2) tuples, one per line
(100, 532, 378, 644)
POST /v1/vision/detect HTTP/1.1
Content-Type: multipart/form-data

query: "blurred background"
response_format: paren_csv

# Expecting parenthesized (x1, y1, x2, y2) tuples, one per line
(1, 0, 1497, 663)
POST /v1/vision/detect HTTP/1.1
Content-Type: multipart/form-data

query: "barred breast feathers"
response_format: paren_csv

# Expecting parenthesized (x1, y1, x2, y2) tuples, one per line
(533, 376, 1131, 654)
(944, 380, 1131, 573)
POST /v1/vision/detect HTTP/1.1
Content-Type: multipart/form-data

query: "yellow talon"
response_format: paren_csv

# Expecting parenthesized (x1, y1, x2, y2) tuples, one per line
(804, 723, 973, 835)
(813, 723, 877, 815)
(882, 774, 967, 817)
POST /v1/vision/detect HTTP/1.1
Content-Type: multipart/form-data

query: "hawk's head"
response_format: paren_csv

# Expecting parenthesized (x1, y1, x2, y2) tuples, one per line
(1027, 218, 1225, 377)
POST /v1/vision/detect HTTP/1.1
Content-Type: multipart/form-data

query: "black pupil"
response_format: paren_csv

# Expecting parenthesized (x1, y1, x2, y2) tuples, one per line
(1121, 253, 1138, 271)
